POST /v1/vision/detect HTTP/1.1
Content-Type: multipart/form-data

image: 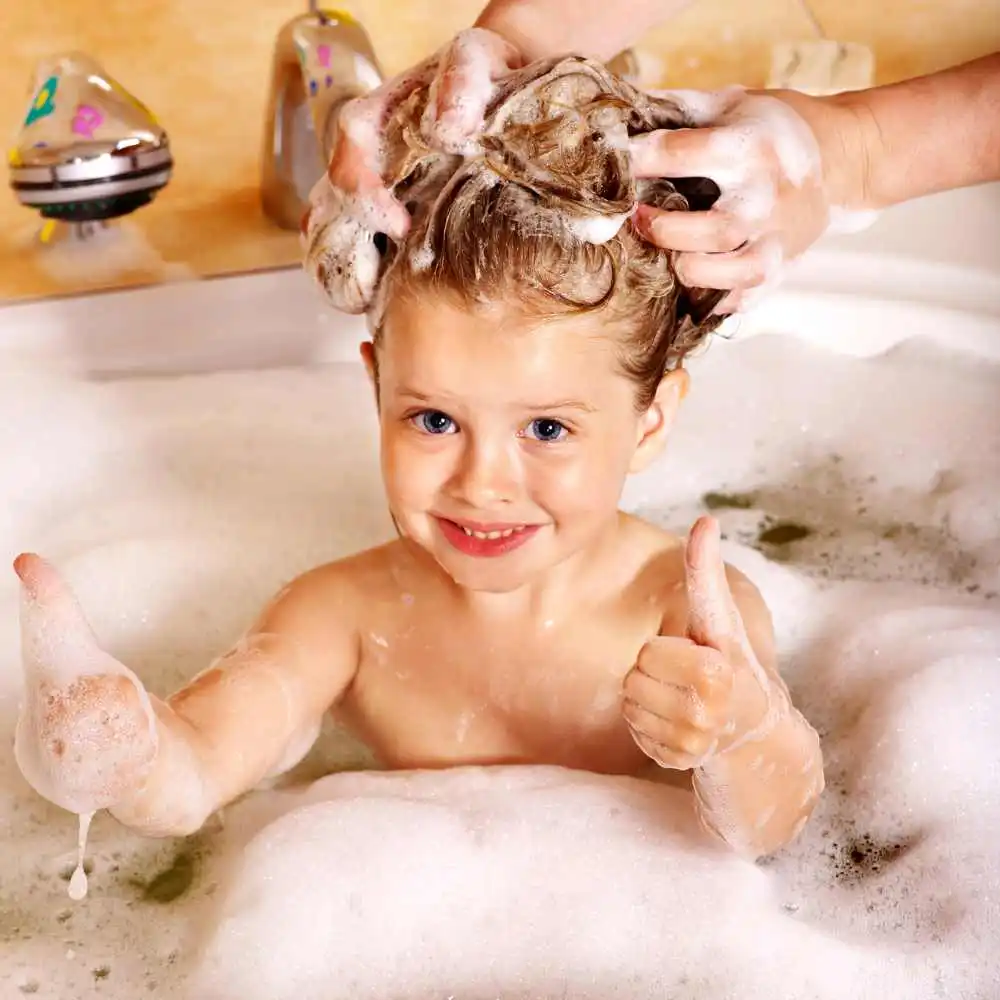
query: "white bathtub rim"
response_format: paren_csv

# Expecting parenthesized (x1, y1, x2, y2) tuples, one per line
(0, 248, 997, 377)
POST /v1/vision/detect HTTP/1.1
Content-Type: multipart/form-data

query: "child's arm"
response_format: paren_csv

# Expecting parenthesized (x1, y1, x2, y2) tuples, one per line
(623, 517, 823, 858)
(14, 555, 359, 837)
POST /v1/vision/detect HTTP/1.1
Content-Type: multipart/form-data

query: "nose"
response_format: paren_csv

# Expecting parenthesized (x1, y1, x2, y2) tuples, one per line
(450, 437, 519, 508)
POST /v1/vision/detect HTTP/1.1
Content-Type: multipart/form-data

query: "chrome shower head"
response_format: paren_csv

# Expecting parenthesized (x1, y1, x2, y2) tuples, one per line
(8, 53, 172, 228)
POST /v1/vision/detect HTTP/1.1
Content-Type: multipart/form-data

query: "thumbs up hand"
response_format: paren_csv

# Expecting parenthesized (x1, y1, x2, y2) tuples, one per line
(12, 553, 159, 816)
(623, 516, 784, 771)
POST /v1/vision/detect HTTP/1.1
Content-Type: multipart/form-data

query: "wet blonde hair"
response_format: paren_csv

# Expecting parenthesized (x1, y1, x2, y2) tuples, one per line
(370, 56, 726, 410)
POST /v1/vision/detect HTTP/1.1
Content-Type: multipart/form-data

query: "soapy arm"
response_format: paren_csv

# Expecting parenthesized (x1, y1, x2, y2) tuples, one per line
(629, 53, 1000, 304)
(13, 556, 359, 837)
(623, 517, 824, 858)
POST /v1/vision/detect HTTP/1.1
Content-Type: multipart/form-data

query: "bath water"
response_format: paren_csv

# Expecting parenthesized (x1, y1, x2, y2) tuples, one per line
(1, 331, 997, 998)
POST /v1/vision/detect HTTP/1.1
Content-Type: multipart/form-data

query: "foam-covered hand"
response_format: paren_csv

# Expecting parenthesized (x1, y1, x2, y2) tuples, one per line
(303, 28, 522, 310)
(13, 554, 158, 815)
(623, 516, 782, 769)
(629, 87, 868, 311)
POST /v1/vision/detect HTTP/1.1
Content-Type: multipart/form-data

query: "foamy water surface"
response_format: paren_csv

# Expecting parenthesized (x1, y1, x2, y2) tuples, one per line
(1, 332, 998, 999)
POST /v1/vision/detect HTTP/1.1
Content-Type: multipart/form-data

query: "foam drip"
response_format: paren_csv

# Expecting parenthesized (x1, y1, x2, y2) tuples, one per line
(67, 811, 94, 901)
(1, 332, 998, 998)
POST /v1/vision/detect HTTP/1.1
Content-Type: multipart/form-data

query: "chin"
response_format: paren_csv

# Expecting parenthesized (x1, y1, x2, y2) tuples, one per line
(432, 551, 536, 594)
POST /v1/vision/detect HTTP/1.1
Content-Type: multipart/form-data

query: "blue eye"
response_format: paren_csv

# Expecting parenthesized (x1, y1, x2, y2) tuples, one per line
(413, 410, 457, 435)
(524, 418, 568, 442)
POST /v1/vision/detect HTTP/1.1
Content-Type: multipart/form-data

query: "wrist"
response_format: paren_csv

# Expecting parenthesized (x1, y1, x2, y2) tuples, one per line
(713, 674, 791, 760)
(474, 1, 559, 62)
(823, 90, 885, 210)
(768, 88, 883, 212)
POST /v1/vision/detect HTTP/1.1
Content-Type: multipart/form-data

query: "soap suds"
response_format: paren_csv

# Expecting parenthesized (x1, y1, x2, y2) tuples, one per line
(67, 811, 94, 901)
(2, 333, 999, 998)
(825, 206, 883, 235)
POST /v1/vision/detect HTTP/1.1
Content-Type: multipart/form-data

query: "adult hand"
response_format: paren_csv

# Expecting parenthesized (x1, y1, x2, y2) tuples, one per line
(303, 28, 523, 311)
(629, 87, 871, 311)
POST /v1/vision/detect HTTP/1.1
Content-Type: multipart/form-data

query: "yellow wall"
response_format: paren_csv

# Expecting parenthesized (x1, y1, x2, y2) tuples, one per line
(2, 0, 998, 301)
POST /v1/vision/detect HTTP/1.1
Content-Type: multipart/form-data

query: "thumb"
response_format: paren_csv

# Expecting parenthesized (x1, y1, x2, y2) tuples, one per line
(14, 553, 103, 683)
(685, 516, 744, 653)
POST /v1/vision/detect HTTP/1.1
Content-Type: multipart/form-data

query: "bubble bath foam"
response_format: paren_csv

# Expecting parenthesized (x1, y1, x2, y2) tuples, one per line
(1, 317, 998, 998)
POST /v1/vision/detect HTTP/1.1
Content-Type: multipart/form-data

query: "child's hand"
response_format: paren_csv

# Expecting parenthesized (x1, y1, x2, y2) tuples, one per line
(13, 554, 158, 815)
(623, 516, 779, 770)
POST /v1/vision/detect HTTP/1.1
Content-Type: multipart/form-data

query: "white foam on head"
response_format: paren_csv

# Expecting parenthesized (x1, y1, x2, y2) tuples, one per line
(2, 333, 999, 997)
(422, 29, 498, 154)
(563, 210, 629, 244)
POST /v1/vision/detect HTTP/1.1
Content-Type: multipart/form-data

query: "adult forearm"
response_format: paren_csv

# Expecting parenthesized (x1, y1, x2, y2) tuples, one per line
(474, 0, 695, 62)
(837, 53, 1000, 210)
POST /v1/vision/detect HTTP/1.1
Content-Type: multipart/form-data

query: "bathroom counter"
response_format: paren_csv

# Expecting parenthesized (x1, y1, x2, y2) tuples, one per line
(0, 187, 302, 302)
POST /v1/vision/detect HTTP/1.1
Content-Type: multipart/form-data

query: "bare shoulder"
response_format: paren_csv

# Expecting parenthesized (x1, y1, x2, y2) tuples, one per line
(252, 540, 406, 640)
(616, 513, 687, 617)
(621, 513, 775, 660)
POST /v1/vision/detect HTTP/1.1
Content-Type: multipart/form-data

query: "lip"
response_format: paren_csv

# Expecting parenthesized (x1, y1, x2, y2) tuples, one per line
(434, 516, 542, 558)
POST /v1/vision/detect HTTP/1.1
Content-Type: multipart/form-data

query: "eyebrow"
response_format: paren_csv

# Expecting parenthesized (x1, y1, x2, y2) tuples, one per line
(395, 387, 596, 414)
(520, 399, 597, 414)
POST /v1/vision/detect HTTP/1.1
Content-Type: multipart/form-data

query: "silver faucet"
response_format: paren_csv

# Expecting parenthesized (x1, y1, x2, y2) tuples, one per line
(7, 52, 172, 241)
(261, 3, 383, 230)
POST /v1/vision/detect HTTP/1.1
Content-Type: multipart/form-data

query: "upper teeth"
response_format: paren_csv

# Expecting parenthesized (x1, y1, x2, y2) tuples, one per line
(462, 526, 523, 539)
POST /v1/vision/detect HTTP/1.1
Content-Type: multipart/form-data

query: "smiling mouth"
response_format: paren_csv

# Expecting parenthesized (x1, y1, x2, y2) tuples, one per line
(434, 517, 542, 557)
(459, 525, 527, 540)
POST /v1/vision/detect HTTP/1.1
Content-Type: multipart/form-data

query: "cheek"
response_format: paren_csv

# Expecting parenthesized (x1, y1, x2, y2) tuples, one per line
(380, 425, 448, 504)
(529, 437, 632, 514)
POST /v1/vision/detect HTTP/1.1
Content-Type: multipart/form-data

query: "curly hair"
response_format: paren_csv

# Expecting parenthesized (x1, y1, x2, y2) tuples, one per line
(331, 55, 726, 410)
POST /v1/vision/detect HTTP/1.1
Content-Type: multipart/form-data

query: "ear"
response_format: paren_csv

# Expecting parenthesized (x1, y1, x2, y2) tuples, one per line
(359, 341, 376, 383)
(628, 368, 689, 474)
(359, 340, 382, 410)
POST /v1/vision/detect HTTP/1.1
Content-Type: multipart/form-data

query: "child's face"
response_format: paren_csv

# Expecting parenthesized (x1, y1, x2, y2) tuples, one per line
(368, 291, 685, 593)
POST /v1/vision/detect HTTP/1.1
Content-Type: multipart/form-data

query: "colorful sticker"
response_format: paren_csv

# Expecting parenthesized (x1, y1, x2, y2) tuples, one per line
(25, 75, 59, 126)
(317, 44, 332, 68)
(71, 104, 104, 138)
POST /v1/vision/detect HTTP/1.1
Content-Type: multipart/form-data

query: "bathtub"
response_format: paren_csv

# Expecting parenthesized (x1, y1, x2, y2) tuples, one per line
(1, 183, 998, 1000)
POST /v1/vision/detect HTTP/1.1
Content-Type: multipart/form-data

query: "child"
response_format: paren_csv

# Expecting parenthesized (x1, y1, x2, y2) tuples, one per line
(14, 54, 823, 860)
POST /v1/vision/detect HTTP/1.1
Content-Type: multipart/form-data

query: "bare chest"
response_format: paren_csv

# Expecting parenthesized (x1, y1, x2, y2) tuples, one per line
(340, 610, 662, 774)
